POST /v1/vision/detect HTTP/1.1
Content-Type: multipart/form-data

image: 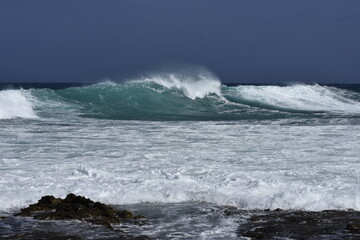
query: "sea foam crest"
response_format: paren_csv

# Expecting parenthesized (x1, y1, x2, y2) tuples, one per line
(235, 84, 360, 113)
(0, 90, 38, 119)
(141, 71, 221, 100)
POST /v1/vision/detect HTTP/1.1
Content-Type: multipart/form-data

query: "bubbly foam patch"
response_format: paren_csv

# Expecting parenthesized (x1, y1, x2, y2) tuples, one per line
(0, 90, 37, 119)
(141, 71, 221, 100)
(1, 121, 360, 212)
(235, 84, 360, 113)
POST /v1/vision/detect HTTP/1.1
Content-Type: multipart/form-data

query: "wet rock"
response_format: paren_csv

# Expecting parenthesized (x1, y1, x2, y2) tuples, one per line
(13, 194, 151, 239)
(16, 193, 144, 229)
(346, 223, 360, 233)
(2, 232, 82, 240)
(249, 216, 261, 221)
(16, 195, 62, 217)
(223, 206, 246, 216)
(227, 208, 360, 239)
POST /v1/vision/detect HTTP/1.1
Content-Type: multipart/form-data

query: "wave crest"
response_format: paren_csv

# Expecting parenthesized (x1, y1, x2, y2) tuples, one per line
(230, 84, 360, 113)
(139, 70, 221, 100)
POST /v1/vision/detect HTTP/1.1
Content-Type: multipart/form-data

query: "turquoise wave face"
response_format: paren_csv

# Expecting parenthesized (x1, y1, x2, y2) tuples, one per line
(48, 81, 250, 121)
(25, 79, 360, 121)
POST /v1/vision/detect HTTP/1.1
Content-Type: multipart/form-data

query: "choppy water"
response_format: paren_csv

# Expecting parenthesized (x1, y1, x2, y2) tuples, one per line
(1, 71, 360, 238)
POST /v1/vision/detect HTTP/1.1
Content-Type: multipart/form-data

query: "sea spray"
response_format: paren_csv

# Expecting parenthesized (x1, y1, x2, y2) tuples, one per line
(0, 89, 38, 119)
(1, 120, 360, 211)
(231, 84, 360, 113)
(140, 71, 221, 100)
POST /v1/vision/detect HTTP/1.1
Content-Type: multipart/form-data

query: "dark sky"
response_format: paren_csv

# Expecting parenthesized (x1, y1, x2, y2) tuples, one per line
(1, 0, 360, 83)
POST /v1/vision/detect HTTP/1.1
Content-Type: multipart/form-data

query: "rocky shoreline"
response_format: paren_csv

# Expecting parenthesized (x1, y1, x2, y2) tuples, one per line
(1, 194, 360, 239)
(2, 194, 151, 240)
(225, 207, 360, 239)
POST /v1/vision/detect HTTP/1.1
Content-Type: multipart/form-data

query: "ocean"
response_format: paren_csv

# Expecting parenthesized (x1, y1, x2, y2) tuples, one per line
(1, 72, 360, 239)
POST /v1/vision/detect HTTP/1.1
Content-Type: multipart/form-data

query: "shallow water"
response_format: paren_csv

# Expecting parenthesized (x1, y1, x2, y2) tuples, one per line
(116, 203, 242, 239)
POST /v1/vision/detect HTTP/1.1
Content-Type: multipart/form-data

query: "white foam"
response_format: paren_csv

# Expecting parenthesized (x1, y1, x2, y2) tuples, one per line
(0, 90, 38, 119)
(141, 71, 221, 100)
(1, 121, 360, 212)
(235, 84, 360, 113)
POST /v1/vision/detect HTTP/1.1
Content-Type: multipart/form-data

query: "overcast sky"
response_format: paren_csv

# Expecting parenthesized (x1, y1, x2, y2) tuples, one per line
(1, 0, 360, 83)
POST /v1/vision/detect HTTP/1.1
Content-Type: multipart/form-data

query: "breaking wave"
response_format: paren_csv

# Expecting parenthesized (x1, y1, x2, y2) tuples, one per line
(2, 72, 360, 121)
(140, 71, 222, 100)
(229, 84, 360, 113)
(0, 90, 38, 119)
(49, 81, 360, 120)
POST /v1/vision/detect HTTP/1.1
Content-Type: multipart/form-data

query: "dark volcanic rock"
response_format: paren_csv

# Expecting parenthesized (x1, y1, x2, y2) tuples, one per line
(346, 222, 360, 233)
(16, 193, 144, 229)
(12, 194, 151, 240)
(225, 208, 360, 240)
(16, 195, 62, 217)
(2, 232, 82, 240)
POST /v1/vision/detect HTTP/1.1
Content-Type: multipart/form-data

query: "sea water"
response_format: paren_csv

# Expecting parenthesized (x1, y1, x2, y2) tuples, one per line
(1, 71, 360, 238)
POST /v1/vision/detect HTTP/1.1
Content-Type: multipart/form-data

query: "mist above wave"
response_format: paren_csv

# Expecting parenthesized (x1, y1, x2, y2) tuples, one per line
(139, 70, 221, 100)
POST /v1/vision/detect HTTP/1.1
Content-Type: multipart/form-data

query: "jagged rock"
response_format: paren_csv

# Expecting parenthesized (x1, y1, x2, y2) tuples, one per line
(15, 194, 145, 230)
(249, 216, 261, 221)
(346, 223, 360, 233)
(229, 208, 360, 239)
(16, 195, 62, 217)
